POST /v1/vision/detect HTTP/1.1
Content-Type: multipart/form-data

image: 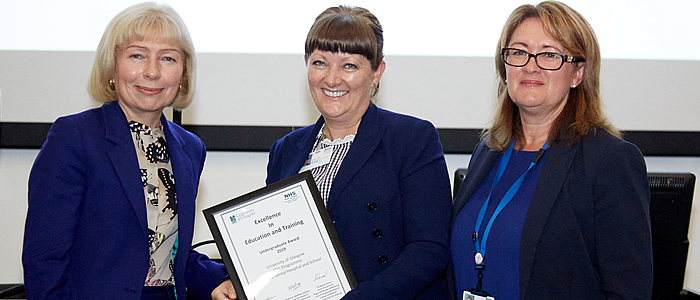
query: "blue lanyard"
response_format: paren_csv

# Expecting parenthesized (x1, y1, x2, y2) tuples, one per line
(472, 140, 548, 265)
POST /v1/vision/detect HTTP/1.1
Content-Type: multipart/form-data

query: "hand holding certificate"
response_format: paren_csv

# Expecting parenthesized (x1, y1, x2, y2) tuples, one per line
(204, 172, 356, 300)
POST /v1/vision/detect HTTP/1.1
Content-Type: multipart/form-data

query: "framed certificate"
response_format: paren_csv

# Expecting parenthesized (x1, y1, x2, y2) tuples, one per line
(203, 171, 357, 300)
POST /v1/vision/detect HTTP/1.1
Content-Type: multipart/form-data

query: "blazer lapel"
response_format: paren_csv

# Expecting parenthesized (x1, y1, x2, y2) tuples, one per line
(283, 119, 324, 179)
(326, 103, 384, 213)
(162, 118, 196, 265)
(519, 141, 577, 299)
(103, 102, 150, 240)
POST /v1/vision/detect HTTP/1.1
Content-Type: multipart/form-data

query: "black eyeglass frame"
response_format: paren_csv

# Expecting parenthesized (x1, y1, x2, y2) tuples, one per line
(501, 47, 585, 71)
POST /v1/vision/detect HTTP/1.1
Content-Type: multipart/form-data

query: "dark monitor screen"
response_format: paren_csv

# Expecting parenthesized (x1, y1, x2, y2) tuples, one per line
(648, 173, 696, 299)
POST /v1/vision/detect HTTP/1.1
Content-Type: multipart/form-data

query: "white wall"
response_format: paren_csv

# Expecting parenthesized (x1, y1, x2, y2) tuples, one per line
(2, 52, 700, 131)
(0, 149, 37, 285)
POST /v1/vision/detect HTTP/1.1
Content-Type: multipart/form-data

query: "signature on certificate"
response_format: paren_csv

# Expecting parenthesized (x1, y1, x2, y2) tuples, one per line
(288, 282, 301, 291)
(314, 269, 329, 281)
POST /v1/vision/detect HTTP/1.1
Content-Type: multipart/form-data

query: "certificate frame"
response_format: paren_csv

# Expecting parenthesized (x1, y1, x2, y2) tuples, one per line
(203, 171, 357, 300)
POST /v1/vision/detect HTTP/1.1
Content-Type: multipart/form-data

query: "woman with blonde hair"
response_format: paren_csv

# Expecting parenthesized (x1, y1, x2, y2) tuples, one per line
(23, 3, 226, 299)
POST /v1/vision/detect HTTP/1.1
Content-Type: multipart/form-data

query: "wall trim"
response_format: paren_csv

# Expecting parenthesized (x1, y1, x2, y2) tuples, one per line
(1, 122, 698, 156)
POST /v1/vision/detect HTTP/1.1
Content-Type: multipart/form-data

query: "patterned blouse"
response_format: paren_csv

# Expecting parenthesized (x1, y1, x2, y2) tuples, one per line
(299, 124, 354, 205)
(128, 121, 178, 286)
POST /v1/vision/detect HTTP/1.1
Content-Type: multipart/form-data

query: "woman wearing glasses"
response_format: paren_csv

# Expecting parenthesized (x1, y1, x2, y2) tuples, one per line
(448, 1, 652, 299)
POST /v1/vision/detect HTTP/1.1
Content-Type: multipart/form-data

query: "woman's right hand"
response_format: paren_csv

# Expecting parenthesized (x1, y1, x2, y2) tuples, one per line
(211, 279, 238, 300)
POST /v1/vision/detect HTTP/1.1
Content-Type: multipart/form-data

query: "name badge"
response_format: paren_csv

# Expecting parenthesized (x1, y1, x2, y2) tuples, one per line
(299, 146, 333, 173)
(463, 291, 495, 300)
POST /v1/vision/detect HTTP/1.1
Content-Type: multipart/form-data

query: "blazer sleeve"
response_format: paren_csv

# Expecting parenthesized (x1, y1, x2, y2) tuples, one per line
(592, 140, 652, 299)
(185, 250, 227, 299)
(265, 138, 284, 185)
(344, 120, 453, 299)
(23, 117, 87, 299)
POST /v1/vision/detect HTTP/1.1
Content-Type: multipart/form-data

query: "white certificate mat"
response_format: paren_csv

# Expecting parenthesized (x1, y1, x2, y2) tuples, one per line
(203, 172, 356, 300)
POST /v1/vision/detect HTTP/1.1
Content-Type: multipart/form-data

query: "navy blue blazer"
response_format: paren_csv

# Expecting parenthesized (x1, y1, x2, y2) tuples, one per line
(23, 102, 226, 299)
(266, 103, 453, 299)
(449, 129, 652, 299)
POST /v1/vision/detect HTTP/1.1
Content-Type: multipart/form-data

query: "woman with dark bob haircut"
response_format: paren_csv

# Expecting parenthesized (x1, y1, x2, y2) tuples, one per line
(213, 5, 452, 300)
(448, 1, 652, 299)
(23, 2, 228, 299)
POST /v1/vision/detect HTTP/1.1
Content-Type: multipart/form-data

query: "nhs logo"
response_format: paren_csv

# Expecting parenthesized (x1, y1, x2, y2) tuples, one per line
(283, 191, 299, 203)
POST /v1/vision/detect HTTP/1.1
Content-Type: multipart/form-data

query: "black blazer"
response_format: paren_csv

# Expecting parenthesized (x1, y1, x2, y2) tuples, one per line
(449, 129, 652, 300)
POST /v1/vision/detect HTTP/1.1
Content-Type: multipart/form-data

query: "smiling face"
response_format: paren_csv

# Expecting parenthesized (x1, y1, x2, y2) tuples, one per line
(114, 37, 184, 127)
(506, 17, 584, 121)
(306, 50, 385, 128)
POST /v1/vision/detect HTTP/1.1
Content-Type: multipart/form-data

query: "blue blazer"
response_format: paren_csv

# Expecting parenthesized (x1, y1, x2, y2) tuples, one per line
(266, 103, 453, 299)
(23, 102, 226, 299)
(448, 129, 653, 299)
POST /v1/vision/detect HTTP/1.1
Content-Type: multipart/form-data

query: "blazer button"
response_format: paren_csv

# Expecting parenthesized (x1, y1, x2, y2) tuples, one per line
(367, 202, 378, 212)
(377, 255, 388, 265)
(372, 229, 382, 238)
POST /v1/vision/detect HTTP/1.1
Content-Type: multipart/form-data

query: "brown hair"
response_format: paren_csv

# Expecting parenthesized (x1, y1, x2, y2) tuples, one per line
(305, 5, 384, 98)
(87, 2, 196, 109)
(486, 1, 618, 151)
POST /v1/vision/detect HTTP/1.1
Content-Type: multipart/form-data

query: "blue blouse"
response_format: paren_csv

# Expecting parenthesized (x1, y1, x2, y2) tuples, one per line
(451, 149, 546, 300)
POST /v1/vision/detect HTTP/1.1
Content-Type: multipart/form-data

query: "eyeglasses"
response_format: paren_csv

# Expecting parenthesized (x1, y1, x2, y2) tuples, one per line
(501, 47, 585, 71)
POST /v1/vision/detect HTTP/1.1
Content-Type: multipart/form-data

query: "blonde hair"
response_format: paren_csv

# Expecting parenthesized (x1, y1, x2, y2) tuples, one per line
(305, 5, 384, 98)
(486, 1, 618, 151)
(87, 2, 195, 109)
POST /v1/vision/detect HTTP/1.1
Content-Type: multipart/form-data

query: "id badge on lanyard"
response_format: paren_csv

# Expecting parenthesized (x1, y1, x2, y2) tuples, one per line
(299, 146, 333, 173)
(463, 291, 495, 300)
